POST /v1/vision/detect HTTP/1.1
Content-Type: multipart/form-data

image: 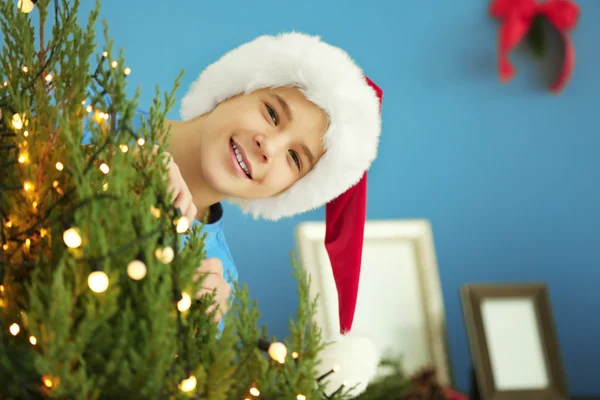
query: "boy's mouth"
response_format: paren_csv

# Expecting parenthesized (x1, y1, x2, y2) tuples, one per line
(230, 139, 252, 179)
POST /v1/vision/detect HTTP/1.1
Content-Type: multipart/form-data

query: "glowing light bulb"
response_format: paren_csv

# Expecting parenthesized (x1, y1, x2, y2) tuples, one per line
(88, 271, 109, 293)
(17, 0, 35, 13)
(292, 352, 299, 359)
(5, 221, 12, 228)
(150, 205, 161, 218)
(137, 137, 145, 146)
(155, 246, 174, 264)
(127, 260, 147, 280)
(40, 228, 48, 237)
(124, 67, 131, 76)
(25, 238, 31, 249)
(23, 181, 33, 191)
(2, 244, 7, 251)
(23, 130, 29, 137)
(268, 342, 288, 363)
(333, 365, 341, 372)
(119, 144, 129, 153)
(29, 336, 37, 345)
(297, 395, 307, 400)
(56, 162, 64, 171)
(111, 60, 118, 68)
(53, 180, 59, 188)
(177, 292, 192, 312)
(178, 375, 197, 392)
(0, 284, 4, 292)
(45, 74, 53, 82)
(3, 81, 7, 86)
(175, 216, 189, 233)
(102, 182, 108, 191)
(249, 387, 260, 396)
(12, 114, 23, 129)
(43, 377, 53, 388)
(21, 65, 29, 73)
(63, 228, 82, 248)
(18, 153, 27, 163)
(102, 51, 108, 58)
(9, 323, 20, 336)
(86, 105, 93, 113)
(99, 163, 109, 174)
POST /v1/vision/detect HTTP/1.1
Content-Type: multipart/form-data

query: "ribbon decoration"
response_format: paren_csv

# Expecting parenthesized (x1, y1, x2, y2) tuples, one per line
(490, 0, 580, 93)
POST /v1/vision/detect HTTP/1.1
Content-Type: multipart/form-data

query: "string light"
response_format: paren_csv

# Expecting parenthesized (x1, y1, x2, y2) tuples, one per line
(88, 271, 109, 293)
(23, 130, 29, 137)
(102, 51, 108, 58)
(177, 292, 191, 312)
(150, 205, 161, 218)
(23, 181, 33, 191)
(18, 153, 28, 163)
(43, 376, 53, 388)
(21, 65, 29, 73)
(119, 144, 128, 153)
(175, 216, 189, 233)
(124, 67, 131, 76)
(317, 365, 341, 382)
(55, 162, 64, 171)
(127, 259, 147, 280)
(25, 238, 31, 250)
(3, 81, 7, 87)
(86, 105, 93, 113)
(249, 386, 260, 396)
(0, 284, 4, 293)
(267, 342, 288, 364)
(99, 163, 109, 174)
(178, 375, 197, 392)
(102, 182, 108, 191)
(292, 352, 299, 359)
(137, 137, 145, 146)
(63, 227, 82, 248)
(111, 60, 118, 69)
(5, 220, 12, 228)
(29, 336, 37, 345)
(9, 323, 20, 336)
(297, 395, 306, 400)
(45, 74, 53, 82)
(155, 246, 174, 264)
(12, 114, 23, 129)
(17, 0, 35, 14)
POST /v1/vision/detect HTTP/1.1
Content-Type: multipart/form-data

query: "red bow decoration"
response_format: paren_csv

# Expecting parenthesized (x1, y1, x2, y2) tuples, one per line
(490, 0, 580, 93)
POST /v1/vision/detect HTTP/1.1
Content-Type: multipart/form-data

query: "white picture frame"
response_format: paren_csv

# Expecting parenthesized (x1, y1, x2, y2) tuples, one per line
(294, 219, 452, 385)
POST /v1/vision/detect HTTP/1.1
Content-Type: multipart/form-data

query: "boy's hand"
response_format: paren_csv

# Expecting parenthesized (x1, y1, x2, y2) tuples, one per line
(193, 258, 232, 322)
(162, 150, 197, 224)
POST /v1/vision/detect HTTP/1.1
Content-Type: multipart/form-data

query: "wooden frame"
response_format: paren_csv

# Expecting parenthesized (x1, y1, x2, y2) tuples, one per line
(295, 219, 452, 385)
(460, 283, 568, 400)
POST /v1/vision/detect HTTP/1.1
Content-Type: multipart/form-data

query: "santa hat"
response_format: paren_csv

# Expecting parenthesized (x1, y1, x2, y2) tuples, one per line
(180, 32, 383, 396)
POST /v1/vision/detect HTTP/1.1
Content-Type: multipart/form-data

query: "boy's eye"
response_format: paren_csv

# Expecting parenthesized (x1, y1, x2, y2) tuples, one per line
(266, 103, 279, 125)
(289, 150, 301, 170)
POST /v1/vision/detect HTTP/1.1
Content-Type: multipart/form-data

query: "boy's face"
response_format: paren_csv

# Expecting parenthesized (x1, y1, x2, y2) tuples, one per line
(196, 86, 328, 200)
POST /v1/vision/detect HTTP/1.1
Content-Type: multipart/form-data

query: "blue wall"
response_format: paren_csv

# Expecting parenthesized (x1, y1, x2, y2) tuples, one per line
(22, 0, 600, 395)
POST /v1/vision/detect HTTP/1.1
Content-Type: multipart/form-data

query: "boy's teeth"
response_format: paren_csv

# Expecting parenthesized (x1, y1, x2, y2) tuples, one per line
(232, 142, 250, 176)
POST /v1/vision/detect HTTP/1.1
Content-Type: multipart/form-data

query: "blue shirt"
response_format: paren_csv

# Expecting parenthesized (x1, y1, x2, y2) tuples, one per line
(82, 108, 238, 333)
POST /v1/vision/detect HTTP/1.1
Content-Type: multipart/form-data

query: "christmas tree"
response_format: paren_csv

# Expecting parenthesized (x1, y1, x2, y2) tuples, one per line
(0, 0, 352, 398)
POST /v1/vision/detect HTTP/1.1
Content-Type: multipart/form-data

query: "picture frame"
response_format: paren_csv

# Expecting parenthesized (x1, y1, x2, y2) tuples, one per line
(294, 219, 452, 385)
(460, 283, 568, 400)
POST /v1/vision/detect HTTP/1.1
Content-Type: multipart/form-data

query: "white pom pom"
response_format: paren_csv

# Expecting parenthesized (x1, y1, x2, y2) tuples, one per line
(317, 334, 380, 397)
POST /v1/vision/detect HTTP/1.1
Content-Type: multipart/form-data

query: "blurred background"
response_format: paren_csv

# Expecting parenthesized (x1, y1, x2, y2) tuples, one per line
(72, 0, 599, 396)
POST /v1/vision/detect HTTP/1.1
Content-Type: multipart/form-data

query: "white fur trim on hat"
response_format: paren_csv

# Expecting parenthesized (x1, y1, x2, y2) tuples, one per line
(180, 32, 382, 221)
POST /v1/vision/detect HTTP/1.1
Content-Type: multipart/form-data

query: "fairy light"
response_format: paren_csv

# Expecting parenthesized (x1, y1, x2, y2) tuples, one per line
(86, 105, 93, 113)
(40, 228, 48, 237)
(23, 130, 29, 137)
(292, 352, 299, 359)
(102, 51, 108, 58)
(124, 67, 131, 76)
(127, 259, 147, 280)
(178, 375, 197, 392)
(99, 162, 110, 174)
(2, 244, 7, 250)
(119, 144, 129, 153)
(25, 238, 31, 250)
(5, 220, 12, 228)
(45, 74, 53, 83)
(267, 342, 288, 363)
(23, 181, 33, 191)
(177, 292, 191, 312)
(297, 395, 306, 400)
(111, 60, 118, 69)
(17, 0, 35, 14)
(88, 271, 109, 293)
(12, 114, 23, 129)
(155, 246, 174, 264)
(63, 227, 82, 248)
(317, 365, 341, 382)
(0, 284, 4, 293)
(18, 152, 28, 163)
(9, 323, 20, 336)
(249, 386, 260, 396)
(29, 336, 37, 345)
(43, 377, 53, 388)
(21, 65, 29, 73)
(102, 182, 108, 191)
(103, 113, 109, 120)
(3, 81, 7, 87)
(56, 162, 64, 171)
(137, 137, 145, 146)
(175, 216, 189, 233)
(150, 205, 161, 218)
